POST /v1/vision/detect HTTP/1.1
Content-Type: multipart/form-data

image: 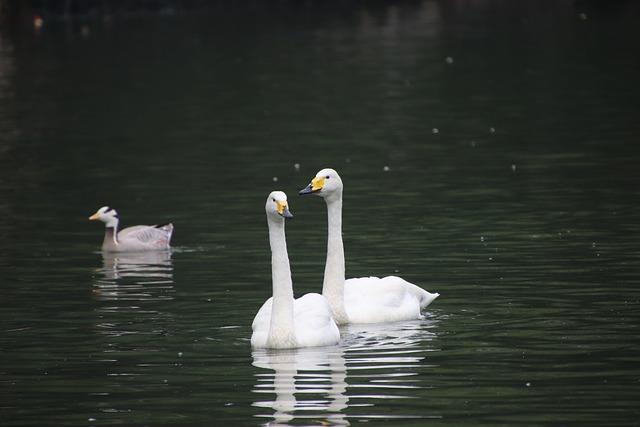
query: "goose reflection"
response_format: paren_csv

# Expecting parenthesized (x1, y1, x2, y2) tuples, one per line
(252, 346, 349, 426)
(97, 250, 174, 281)
(92, 251, 175, 339)
(93, 251, 175, 301)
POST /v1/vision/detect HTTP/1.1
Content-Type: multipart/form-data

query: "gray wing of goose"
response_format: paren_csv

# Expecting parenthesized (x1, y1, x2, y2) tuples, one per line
(118, 224, 173, 248)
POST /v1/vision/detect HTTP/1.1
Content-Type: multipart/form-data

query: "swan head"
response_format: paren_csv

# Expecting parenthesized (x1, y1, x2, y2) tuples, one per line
(299, 168, 343, 200)
(89, 206, 119, 228)
(266, 191, 293, 220)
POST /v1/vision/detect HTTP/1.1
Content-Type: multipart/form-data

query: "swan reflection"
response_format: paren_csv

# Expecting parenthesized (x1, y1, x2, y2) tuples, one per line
(252, 318, 440, 425)
(252, 346, 349, 426)
(341, 320, 438, 408)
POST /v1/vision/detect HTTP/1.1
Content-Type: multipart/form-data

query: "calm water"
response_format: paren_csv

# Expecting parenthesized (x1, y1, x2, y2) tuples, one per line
(1, 1, 639, 426)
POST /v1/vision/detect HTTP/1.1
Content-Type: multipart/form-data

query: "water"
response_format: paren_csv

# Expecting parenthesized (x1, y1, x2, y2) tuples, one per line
(1, 1, 640, 425)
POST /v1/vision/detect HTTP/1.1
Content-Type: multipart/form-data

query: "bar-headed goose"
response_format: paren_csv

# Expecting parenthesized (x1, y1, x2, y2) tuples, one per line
(89, 206, 173, 252)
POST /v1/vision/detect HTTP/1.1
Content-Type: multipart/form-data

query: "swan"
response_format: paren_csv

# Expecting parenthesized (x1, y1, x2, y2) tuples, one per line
(299, 168, 439, 324)
(251, 191, 340, 349)
(89, 206, 173, 252)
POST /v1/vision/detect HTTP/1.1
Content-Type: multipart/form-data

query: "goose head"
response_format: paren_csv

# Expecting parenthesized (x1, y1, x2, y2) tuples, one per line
(89, 206, 119, 229)
(299, 168, 343, 201)
(266, 191, 293, 220)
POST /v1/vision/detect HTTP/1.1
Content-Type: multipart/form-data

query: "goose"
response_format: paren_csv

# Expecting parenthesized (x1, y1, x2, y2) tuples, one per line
(251, 191, 340, 349)
(299, 168, 439, 324)
(89, 206, 173, 252)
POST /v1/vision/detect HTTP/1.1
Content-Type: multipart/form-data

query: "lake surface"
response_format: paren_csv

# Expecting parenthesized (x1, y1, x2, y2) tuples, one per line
(1, 1, 639, 426)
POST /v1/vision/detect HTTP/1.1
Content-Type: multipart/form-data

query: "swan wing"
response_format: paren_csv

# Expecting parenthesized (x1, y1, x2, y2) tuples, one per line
(293, 293, 340, 347)
(344, 276, 439, 323)
(251, 297, 274, 348)
(251, 294, 340, 348)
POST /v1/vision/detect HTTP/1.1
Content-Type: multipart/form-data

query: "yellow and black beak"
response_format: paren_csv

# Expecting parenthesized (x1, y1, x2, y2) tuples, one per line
(299, 176, 325, 195)
(276, 201, 293, 219)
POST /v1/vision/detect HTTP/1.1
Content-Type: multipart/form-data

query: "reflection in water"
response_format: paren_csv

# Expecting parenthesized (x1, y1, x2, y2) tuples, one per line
(252, 319, 440, 425)
(342, 320, 439, 420)
(93, 250, 174, 298)
(253, 346, 349, 426)
(92, 251, 175, 338)
(341, 319, 438, 352)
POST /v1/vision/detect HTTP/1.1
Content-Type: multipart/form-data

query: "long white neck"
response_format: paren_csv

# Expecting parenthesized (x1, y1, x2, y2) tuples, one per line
(323, 192, 349, 324)
(266, 217, 298, 348)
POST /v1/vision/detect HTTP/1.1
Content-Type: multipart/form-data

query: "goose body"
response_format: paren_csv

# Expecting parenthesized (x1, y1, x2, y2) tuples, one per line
(251, 191, 340, 349)
(299, 168, 439, 325)
(89, 206, 173, 252)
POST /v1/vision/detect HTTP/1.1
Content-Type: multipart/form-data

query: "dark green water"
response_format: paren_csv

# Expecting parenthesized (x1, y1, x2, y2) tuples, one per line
(1, 1, 639, 426)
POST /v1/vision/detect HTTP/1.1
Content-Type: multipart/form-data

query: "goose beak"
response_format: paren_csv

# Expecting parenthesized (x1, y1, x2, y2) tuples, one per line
(89, 213, 100, 221)
(299, 176, 324, 195)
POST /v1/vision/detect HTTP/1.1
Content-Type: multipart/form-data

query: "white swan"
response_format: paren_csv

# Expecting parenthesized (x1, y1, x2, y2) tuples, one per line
(299, 168, 439, 324)
(89, 206, 173, 252)
(251, 191, 340, 349)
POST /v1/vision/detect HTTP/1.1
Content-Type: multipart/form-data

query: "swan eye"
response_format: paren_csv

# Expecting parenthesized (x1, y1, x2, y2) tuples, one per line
(272, 198, 276, 202)
(326, 175, 330, 179)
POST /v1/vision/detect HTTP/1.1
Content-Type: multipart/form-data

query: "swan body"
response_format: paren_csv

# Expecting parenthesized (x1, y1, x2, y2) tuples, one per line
(251, 191, 340, 349)
(299, 168, 439, 325)
(89, 206, 173, 252)
(344, 276, 439, 323)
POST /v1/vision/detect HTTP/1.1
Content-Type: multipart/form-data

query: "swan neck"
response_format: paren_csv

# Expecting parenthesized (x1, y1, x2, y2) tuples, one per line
(323, 195, 349, 324)
(267, 217, 298, 347)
